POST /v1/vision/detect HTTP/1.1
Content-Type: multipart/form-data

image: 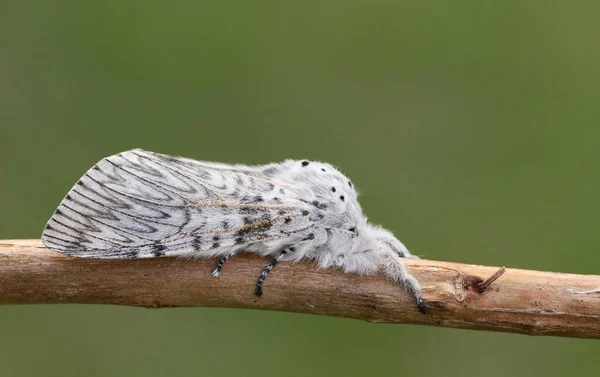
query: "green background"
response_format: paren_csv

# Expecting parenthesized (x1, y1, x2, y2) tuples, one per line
(1, 1, 599, 376)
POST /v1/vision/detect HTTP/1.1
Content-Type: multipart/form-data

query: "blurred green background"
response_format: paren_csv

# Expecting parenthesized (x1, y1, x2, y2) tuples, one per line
(1, 1, 599, 376)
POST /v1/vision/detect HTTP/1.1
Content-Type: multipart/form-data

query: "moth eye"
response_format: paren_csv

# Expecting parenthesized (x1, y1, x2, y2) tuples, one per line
(348, 227, 356, 233)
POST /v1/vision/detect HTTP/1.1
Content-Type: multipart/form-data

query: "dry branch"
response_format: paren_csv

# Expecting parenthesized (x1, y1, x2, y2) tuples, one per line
(1, 239, 599, 339)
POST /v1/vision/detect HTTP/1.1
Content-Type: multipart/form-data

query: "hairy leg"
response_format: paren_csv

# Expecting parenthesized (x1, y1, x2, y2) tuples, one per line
(211, 252, 235, 277)
(254, 231, 324, 297)
(381, 248, 427, 314)
(319, 225, 427, 314)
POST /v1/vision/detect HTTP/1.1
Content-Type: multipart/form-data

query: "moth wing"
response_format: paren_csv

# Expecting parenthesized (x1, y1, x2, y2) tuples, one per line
(42, 149, 314, 259)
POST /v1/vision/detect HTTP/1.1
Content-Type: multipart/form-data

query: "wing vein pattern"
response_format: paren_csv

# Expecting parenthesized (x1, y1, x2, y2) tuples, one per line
(42, 150, 314, 259)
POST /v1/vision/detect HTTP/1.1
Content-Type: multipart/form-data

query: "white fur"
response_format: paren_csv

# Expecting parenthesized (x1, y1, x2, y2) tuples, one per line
(42, 150, 424, 308)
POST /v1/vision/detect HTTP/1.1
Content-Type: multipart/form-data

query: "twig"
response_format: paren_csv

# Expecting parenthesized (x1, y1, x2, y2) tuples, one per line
(1, 240, 599, 339)
(473, 266, 506, 293)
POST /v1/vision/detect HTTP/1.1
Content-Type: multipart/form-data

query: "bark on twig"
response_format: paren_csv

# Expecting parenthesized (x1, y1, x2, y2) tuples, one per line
(1, 240, 599, 339)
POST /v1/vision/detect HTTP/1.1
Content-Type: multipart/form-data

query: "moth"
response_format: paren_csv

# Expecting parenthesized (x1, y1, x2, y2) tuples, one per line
(41, 149, 427, 313)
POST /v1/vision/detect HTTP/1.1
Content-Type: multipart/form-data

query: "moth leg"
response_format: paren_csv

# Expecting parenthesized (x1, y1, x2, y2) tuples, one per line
(255, 231, 323, 297)
(381, 249, 428, 314)
(255, 247, 293, 297)
(211, 252, 234, 277)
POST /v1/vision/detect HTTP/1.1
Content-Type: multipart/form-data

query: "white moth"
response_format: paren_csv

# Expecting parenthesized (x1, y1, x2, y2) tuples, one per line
(41, 149, 426, 313)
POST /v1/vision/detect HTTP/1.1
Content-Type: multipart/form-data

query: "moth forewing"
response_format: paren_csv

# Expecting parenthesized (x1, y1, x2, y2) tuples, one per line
(42, 149, 315, 259)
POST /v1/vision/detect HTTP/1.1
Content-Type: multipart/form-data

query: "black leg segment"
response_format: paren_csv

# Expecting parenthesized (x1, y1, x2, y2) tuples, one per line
(255, 248, 292, 297)
(416, 297, 429, 315)
(212, 253, 233, 277)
